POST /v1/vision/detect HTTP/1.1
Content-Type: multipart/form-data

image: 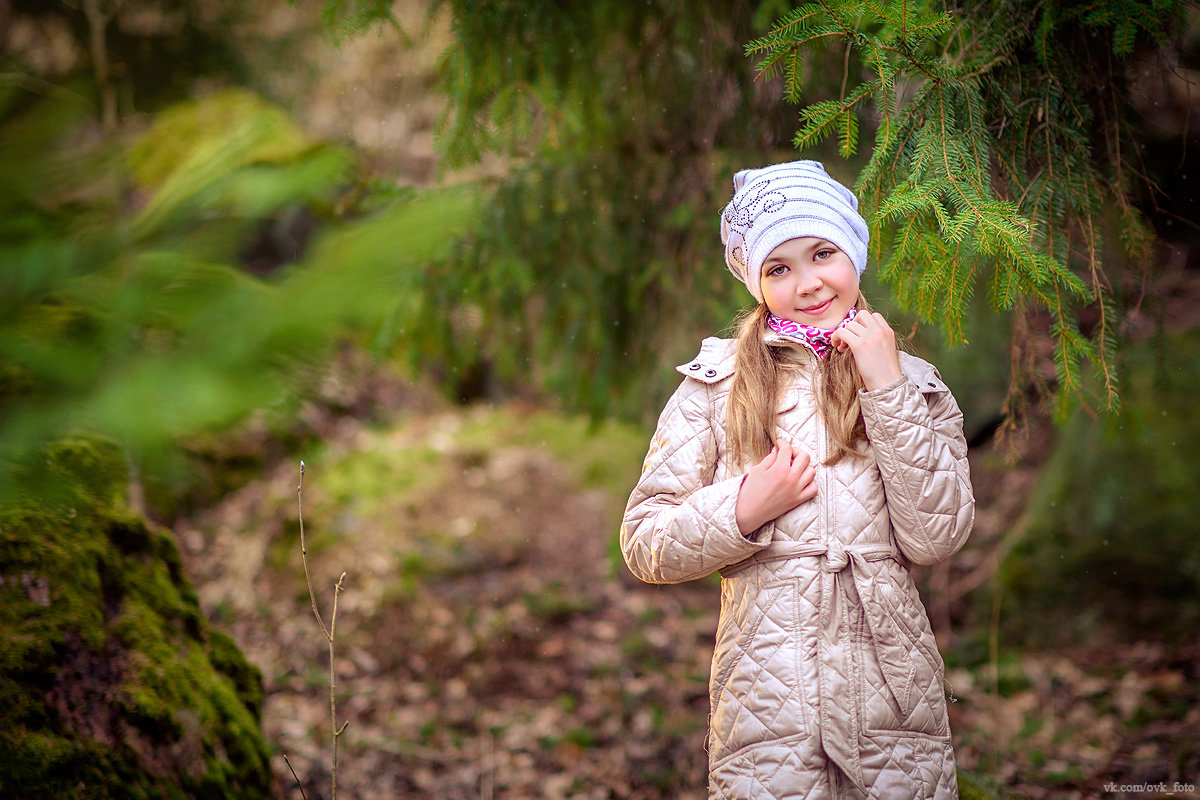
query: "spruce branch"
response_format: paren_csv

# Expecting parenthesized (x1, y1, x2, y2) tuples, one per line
(752, 0, 1187, 422)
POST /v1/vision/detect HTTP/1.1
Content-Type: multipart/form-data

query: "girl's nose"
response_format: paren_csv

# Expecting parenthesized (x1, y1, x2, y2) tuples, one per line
(796, 270, 822, 295)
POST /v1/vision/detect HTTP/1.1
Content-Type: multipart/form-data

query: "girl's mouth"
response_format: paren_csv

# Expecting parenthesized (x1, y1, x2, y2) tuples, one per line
(798, 298, 833, 315)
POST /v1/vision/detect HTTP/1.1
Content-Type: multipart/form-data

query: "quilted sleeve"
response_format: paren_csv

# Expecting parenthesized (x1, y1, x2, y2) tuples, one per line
(859, 364, 975, 566)
(620, 379, 771, 584)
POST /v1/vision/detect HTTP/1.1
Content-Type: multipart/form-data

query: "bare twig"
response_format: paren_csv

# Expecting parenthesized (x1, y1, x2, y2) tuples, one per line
(330, 569, 348, 798)
(480, 727, 494, 800)
(298, 462, 330, 640)
(296, 461, 350, 799)
(282, 754, 309, 800)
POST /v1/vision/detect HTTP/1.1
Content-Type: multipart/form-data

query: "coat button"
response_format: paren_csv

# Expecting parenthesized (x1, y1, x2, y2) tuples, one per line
(689, 363, 701, 370)
(927, 381, 937, 388)
(705, 369, 717, 377)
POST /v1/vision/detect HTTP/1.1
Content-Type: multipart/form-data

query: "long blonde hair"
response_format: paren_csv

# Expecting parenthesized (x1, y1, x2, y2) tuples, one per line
(725, 297, 872, 467)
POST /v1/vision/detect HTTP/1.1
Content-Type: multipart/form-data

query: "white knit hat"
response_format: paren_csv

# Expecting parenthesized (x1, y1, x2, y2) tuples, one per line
(720, 160, 869, 302)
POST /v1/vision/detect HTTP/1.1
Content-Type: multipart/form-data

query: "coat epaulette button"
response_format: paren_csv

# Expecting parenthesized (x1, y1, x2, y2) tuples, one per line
(689, 363, 701, 370)
(705, 369, 717, 377)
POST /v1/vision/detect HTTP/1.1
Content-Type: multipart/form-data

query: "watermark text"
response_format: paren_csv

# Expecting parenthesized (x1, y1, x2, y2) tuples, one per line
(1103, 783, 1195, 796)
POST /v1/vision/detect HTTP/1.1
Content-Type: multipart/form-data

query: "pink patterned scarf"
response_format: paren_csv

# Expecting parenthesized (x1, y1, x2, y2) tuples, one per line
(766, 308, 858, 360)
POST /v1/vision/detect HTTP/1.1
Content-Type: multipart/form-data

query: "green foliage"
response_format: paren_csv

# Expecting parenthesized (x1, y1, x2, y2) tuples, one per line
(429, 0, 621, 167)
(377, 1, 806, 419)
(997, 329, 1200, 645)
(750, 0, 1188, 420)
(322, 0, 1190, 427)
(126, 89, 351, 239)
(0, 436, 271, 798)
(309, 0, 408, 43)
(402, 155, 746, 418)
(0, 86, 480, 501)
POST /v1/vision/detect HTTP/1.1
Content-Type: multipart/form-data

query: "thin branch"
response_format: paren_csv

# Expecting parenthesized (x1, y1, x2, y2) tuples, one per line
(296, 461, 350, 800)
(283, 754, 309, 800)
(80, 0, 117, 132)
(297, 462, 330, 641)
(840, 39, 852, 99)
(330, 570, 348, 800)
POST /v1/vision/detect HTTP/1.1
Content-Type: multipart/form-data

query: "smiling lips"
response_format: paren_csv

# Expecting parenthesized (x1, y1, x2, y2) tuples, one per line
(798, 298, 833, 315)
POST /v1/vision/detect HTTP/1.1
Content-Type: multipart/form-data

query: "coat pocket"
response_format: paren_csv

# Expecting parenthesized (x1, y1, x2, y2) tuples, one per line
(858, 566, 948, 736)
(709, 578, 811, 762)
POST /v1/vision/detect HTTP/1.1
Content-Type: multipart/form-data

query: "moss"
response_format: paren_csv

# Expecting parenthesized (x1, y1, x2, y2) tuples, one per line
(0, 436, 272, 798)
(44, 436, 129, 509)
(453, 407, 647, 500)
(208, 629, 264, 719)
(958, 768, 1006, 800)
(304, 430, 445, 515)
(523, 581, 599, 623)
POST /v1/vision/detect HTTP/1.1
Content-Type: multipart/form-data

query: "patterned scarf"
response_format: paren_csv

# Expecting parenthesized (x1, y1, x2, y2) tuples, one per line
(766, 308, 858, 360)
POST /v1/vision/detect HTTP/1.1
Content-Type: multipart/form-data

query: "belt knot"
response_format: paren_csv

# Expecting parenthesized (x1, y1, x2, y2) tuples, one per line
(821, 539, 848, 572)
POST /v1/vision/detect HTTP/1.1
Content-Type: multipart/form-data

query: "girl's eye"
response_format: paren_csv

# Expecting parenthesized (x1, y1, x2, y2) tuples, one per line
(767, 264, 789, 277)
(814, 249, 833, 260)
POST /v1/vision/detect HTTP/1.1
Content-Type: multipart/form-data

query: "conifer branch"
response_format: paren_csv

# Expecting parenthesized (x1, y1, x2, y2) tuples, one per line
(752, 0, 1186, 420)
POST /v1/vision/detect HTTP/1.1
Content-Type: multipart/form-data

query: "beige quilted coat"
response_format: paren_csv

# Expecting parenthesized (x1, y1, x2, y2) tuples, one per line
(621, 335, 974, 799)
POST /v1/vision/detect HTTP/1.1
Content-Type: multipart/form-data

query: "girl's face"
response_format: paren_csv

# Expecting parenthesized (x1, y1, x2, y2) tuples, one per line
(760, 237, 860, 329)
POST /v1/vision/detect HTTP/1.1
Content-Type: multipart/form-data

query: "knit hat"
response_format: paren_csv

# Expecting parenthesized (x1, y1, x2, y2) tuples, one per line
(720, 160, 869, 302)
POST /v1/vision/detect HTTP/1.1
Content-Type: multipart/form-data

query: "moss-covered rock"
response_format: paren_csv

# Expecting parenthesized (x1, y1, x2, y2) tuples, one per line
(0, 436, 271, 798)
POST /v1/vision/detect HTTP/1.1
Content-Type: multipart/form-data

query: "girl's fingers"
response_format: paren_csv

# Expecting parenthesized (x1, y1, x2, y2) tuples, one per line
(835, 313, 894, 355)
(795, 465, 816, 494)
(847, 311, 889, 332)
(832, 326, 861, 351)
(759, 445, 780, 470)
(857, 312, 894, 336)
(780, 441, 812, 472)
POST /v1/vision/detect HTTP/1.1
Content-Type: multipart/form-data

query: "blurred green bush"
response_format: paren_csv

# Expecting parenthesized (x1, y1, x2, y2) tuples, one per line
(999, 329, 1200, 644)
(0, 85, 480, 504)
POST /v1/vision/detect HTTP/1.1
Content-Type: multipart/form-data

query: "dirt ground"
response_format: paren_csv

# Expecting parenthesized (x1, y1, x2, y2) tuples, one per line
(175, 361, 1200, 800)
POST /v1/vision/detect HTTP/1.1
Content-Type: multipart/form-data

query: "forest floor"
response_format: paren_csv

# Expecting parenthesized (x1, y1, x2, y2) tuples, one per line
(174, 355, 1200, 800)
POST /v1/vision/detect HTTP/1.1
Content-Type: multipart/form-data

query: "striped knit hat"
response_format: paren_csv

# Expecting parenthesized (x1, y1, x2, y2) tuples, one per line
(720, 160, 869, 302)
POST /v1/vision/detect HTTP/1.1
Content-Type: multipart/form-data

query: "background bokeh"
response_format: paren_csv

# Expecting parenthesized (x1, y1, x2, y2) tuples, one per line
(1, 2, 1198, 798)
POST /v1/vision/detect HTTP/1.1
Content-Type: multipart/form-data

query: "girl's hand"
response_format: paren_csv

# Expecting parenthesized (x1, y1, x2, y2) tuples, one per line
(735, 441, 818, 536)
(830, 311, 903, 391)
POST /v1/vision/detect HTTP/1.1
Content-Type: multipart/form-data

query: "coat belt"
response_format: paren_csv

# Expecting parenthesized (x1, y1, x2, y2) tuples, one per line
(722, 540, 917, 793)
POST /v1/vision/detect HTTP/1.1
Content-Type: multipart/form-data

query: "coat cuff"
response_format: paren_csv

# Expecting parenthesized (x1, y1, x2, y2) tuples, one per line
(699, 474, 773, 560)
(859, 374, 929, 434)
(859, 373, 910, 400)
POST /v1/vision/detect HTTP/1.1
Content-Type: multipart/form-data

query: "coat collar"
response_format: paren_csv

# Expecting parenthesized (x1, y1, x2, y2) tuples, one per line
(676, 337, 949, 397)
(676, 337, 738, 384)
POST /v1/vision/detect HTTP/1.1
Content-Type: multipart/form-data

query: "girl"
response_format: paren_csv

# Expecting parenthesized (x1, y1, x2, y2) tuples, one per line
(621, 160, 974, 799)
